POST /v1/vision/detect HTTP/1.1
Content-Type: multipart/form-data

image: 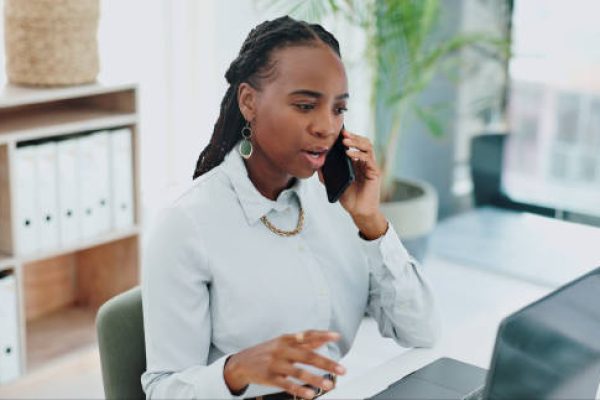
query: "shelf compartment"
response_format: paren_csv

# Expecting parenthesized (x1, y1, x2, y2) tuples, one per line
(23, 234, 139, 370)
(20, 225, 139, 265)
(76, 235, 140, 309)
(23, 234, 139, 321)
(25, 305, 97, 372)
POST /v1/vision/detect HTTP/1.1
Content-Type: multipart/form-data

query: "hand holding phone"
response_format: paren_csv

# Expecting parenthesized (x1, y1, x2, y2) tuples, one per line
(322, 126, 355, 203)
(321, 127, 388, 239)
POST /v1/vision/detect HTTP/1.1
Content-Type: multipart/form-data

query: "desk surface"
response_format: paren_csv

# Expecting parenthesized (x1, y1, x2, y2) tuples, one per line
(430, 206, 600, 287)
(322, 256, 553, 398)
(324, 207, 599, 398)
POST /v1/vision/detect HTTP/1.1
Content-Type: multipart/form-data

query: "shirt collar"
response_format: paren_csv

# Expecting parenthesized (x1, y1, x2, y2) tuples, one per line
(221, 145, 307, 225)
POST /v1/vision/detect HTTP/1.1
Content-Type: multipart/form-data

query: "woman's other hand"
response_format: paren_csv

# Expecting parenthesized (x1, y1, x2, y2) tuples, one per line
(223, 330, 345, 399)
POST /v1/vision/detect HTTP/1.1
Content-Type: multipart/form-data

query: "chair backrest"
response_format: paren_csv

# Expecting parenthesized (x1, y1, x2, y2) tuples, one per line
(470, 133, 506, 207)
(470, 133, 555, 217)
(96, 286, 146, 400)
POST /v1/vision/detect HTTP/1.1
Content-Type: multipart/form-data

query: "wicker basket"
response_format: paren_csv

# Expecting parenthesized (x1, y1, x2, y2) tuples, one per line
(4, 0, 100, 86)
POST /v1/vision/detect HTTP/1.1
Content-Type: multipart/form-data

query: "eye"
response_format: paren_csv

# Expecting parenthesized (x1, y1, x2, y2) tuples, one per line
(294, 103, 315, 111)
(335, 106, 348, 115)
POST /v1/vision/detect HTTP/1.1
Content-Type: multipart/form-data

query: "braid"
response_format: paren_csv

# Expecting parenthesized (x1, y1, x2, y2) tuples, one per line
(192, 16, 341, 179)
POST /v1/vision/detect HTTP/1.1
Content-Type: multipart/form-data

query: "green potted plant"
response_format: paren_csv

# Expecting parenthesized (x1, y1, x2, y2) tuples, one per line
(260, 0, 508, 259)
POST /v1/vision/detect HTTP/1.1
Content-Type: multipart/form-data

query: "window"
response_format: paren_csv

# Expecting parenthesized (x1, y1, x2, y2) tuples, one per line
(502, 0, 600, 218)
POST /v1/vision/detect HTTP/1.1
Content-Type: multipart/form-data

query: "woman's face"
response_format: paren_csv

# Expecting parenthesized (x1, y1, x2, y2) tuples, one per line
(240, 43, 349, 180)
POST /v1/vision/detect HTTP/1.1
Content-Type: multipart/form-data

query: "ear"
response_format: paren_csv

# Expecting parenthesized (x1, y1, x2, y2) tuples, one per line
(237, 82, 258, 122)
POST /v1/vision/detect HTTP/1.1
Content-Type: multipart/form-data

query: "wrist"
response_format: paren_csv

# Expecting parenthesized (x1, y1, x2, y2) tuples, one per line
(224, 354, 249, 395)
(352, 211, 388, 240)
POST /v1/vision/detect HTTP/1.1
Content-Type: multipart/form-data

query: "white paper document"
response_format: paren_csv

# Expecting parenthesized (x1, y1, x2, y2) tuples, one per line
(14, 146, 39, 255)
(57, 138, 81, 248)
(35, 142, 60, 252)
(92, 131, 112, 235)
(110, 128, 135, 230)
(79, 132, 112, 239)
(0, 273, 21, 383)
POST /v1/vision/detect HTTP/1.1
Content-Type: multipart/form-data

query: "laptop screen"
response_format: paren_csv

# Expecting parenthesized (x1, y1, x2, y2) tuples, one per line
(485, 269, 600, 399)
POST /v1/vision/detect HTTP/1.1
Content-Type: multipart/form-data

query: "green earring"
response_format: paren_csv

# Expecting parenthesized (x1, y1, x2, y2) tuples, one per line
(239, 121, 253, 159)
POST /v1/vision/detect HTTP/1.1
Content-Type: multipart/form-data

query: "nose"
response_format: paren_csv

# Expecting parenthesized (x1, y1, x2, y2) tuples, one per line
(310, 111, 339, 139)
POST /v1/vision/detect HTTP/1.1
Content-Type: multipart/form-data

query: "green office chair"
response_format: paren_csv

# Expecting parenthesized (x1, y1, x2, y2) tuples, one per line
(96, 286, 146, 400)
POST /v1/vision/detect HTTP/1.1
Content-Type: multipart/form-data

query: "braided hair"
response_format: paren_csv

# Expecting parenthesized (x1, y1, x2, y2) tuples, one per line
(192, 16, 341, 179)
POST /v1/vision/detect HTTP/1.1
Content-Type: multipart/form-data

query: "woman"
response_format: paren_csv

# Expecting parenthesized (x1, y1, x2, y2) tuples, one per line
(142, 16, 438, 400)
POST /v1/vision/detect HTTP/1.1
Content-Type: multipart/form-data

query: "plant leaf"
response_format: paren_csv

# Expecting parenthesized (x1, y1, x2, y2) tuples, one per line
(412, 104, 444, 138)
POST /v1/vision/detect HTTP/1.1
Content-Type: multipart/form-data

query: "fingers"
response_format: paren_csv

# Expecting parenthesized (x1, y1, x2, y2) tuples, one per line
(346, 148, 370, 163)
(273, 361, 335, 393)
(272, 375, 317, 399)
(346, 148, 380, 180)
(342, 131, 374, 156)
(263, 331, 345, 399)
(282, 346, 346, 376)
(339, 131, 381, 181)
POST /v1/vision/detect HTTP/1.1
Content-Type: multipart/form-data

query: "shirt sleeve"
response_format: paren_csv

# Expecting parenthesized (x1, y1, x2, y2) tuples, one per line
(361, 223, 440, 348)
(141, 206, 247, 399)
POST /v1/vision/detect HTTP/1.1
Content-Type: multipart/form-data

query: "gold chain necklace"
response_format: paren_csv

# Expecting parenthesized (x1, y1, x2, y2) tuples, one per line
(260, 206, 304, 237)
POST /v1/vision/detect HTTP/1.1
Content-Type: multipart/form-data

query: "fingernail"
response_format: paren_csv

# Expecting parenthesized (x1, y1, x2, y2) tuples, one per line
(335, 365, 346, 374)
(323, 379, 334, 390)
(303, 388, 316, 398)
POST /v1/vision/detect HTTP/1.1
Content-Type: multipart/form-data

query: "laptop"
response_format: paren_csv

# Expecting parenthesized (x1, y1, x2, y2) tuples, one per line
(370, 266, 600, 400)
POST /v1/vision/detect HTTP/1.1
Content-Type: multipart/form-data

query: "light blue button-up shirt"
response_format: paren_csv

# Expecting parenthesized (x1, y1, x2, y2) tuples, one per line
(141, 146, 438, 399)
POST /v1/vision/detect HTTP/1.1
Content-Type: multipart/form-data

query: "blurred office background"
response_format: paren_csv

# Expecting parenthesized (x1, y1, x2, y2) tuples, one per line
(0, 0, 598, 398)
(2, 0, 598, 227)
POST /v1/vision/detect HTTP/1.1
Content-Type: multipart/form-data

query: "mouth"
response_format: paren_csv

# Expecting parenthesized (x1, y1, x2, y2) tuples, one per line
(303, 148, 328, 157)
(301, 147, 329, 169)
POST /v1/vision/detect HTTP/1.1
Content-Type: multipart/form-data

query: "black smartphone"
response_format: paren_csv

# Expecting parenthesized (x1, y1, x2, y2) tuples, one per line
(322, 126, 355, 203)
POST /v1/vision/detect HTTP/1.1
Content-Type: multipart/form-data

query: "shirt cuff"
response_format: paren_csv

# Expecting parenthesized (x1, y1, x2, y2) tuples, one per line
(359, 222, 413, 278)
(190, 353, 248, 399)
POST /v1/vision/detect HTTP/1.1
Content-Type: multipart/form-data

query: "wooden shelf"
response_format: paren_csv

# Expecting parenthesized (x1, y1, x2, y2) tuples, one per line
(0, 82, 142, 379)
(20, 225, 139, 264)
(0, 253, 15, 270)
(25, 305, 97, 372)
(0, 107, 137, 144)
(0, 82, 137, 109)
(0, 82, 137, 145)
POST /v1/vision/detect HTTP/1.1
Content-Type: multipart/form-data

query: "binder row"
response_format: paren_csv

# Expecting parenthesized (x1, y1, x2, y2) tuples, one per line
(0, 270, 19, 383)
(14, 128, 135, 256)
